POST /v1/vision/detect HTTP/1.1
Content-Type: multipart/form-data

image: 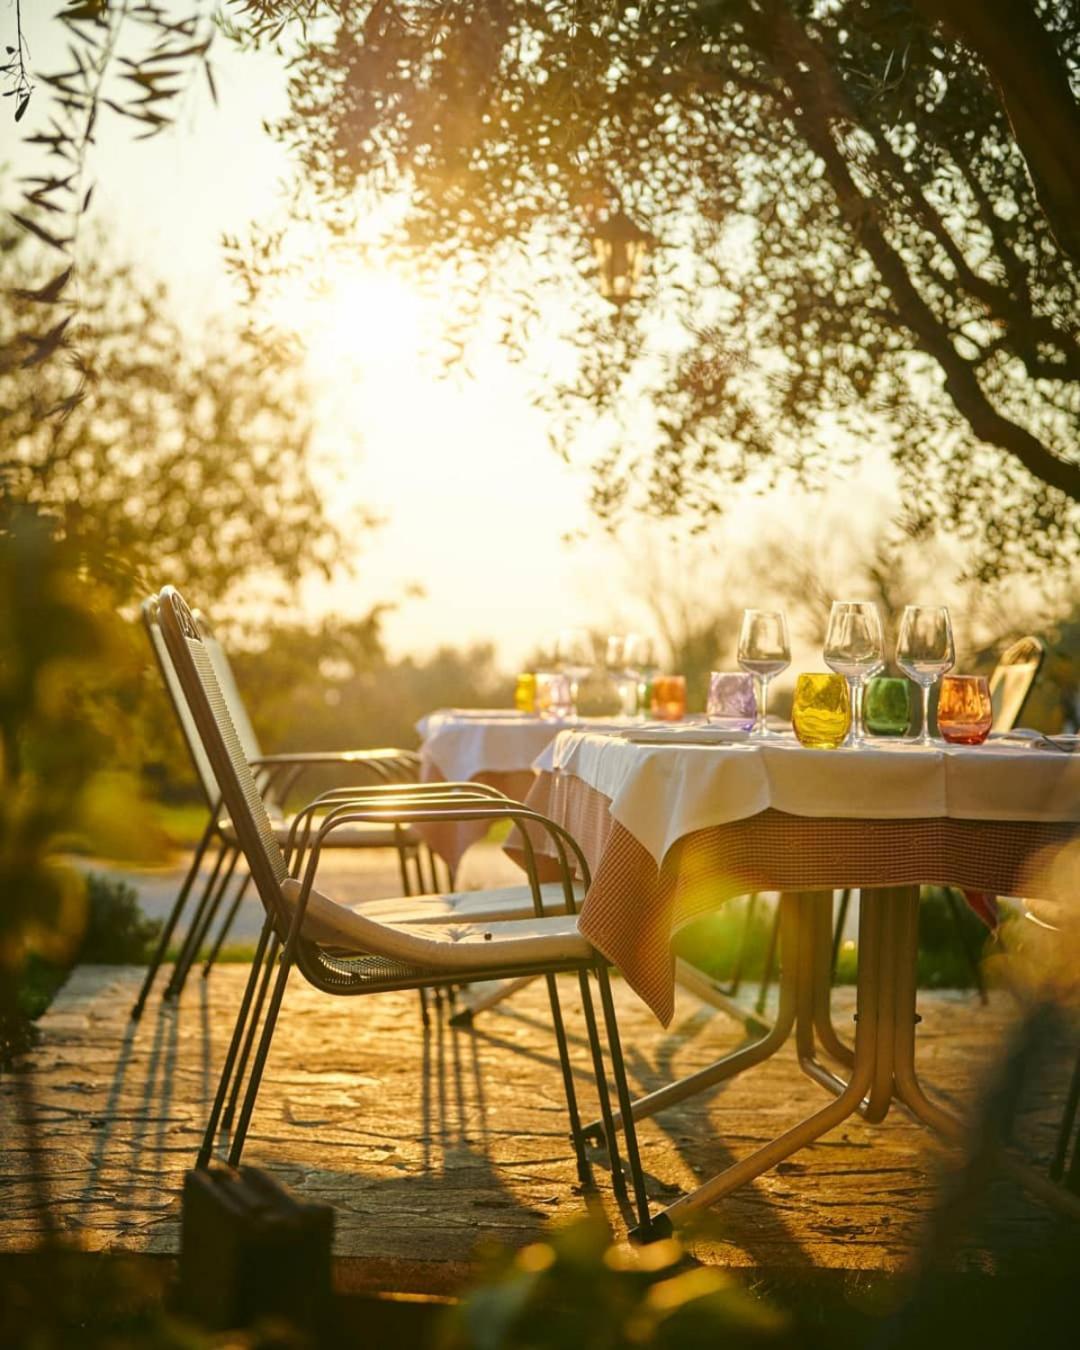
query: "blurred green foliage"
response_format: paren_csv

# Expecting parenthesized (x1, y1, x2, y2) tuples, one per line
(0, 504, 166, 1049)
(437, 1215, 790, 1350)
(1, 225, 348, 608)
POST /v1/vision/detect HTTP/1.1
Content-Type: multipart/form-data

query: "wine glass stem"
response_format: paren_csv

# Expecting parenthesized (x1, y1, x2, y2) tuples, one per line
(847, 676, 862, 745)
(756, 675, 770, 737)
(920, 681, 933, 745)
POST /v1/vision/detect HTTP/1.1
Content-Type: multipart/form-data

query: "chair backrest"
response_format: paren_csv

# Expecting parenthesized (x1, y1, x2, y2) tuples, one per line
(157, 586, 289, 927)
(195, 614, 264, 765)
(989, 635, 1044, 733)
(142, 596, 220, 811)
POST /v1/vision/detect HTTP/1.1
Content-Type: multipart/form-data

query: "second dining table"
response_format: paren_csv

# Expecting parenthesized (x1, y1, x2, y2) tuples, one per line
(415, 708, 633, 875)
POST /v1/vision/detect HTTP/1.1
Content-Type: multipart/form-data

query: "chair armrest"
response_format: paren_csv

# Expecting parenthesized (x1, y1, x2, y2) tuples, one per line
(251, 749, 419, 768)
(252, 749, 419, 804)
(294, 802, 588, 924)
(283, 782, 511, 868)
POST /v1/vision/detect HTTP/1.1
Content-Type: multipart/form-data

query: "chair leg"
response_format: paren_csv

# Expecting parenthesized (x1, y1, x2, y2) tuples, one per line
(197, 919, 274, 1168)
(945, 887, 988, 1005)
(163, 841, 231, 999)
(201, 872, 252, 977)
(1050, 1047, 1080, 1185)
(595, 966, 653, 1238)
(543, 973, 591, 1187)
(167, 847, 241, 999)
(396, 844, 414, 898)
(227, 941, 297, 1167)
(410, 846, 427, 895)
(222, 935, 281, 1131)
(830, 888, 852, 978)
(426, 846, 446, 893)
(576, 971, 627, 1198)
(131, 818, 215, 1019)
(755, 901, 782, 1015)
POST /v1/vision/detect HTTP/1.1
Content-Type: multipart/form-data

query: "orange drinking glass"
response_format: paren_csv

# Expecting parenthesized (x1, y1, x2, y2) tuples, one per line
(937, 675, 992, 745)
(650, 675, 687, 721)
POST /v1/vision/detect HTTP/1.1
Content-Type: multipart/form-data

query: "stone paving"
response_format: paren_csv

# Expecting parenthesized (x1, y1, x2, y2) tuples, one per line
(3, 955, 1075, 1294)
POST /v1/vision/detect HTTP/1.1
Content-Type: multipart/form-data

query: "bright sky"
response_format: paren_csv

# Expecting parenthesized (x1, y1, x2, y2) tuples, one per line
(8, 8, 922, 672)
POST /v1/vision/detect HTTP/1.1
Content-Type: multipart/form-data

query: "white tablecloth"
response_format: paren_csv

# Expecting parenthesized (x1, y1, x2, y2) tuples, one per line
(416, 710, 632, 782)
(550, 729, 1080, 867)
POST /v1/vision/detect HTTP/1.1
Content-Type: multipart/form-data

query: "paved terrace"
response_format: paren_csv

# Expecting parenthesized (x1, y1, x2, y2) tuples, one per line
(1, 848, 1076, 1294)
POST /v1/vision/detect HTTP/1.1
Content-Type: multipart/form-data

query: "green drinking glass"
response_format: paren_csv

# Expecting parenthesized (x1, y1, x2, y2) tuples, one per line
(863, 677, 911, 736)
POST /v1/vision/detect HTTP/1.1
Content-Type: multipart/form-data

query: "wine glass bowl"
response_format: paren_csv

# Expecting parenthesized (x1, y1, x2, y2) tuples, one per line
(823, 600, 885, 745)
(737, 610, 790, 737)
(621, 633, 657, 718)
(555, 627, 595, 715)
(535, 672, 572, 719)
(896, 605, 955, 745)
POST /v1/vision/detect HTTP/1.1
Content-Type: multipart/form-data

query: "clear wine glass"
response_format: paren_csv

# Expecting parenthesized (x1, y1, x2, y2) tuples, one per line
(622, 633, 657, 718)
(555, 627, 595, 715)
(737, 609, 790, 737)
(896, 605, 955, 746)
(823, 601, 885, 746)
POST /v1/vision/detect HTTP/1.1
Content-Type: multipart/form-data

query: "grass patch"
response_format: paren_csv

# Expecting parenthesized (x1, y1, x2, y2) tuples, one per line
(150, 800, 209, 849)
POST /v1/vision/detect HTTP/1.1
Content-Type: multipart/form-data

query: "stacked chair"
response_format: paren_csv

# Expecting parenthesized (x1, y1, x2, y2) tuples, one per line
(138, 597, 588, 1021)
(135, 599, 422, 1017)
(154, 585, 653, 1233)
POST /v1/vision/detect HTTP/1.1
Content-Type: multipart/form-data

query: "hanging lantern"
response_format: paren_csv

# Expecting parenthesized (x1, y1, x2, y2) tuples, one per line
(591, 207, 651, 305)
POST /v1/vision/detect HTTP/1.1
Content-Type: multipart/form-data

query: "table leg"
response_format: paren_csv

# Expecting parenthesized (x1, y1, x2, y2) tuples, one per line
(655, 890, 884, 1227)
(582, 896, 802, 1144)
(795, 892, 854, 1102)
(810, 892, 855, 1068)
(887, 890, 1080, 1221)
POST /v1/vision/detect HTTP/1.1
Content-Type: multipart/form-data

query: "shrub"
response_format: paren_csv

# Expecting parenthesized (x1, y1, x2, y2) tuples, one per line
(79, 872, 162, 965)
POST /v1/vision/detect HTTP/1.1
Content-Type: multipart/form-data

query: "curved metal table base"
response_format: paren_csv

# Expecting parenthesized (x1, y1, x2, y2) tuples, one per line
(640, 885, 1080, 1233)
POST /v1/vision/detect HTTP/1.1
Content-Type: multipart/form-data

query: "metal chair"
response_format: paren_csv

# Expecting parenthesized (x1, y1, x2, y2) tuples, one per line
(989, 635, 1045, 733)
(135, 597, 422, 1015)
(156, 584, 652, 1233)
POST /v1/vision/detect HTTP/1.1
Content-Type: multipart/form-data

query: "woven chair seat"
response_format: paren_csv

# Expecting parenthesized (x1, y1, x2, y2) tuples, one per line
(353, 880, 585, 926)
(279, 878, 592, 971)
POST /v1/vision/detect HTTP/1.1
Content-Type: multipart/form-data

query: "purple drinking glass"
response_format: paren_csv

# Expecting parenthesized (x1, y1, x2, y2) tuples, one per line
(706, 672, 757, 731)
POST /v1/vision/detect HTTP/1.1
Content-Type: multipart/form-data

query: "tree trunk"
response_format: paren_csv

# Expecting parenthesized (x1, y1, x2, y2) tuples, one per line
(761, 5, 1080, 504)
(914, 0, 1080, 263)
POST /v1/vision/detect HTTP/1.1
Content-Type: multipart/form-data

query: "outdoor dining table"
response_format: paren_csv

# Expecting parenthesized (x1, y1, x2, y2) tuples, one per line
(516, 725, 1080, 1233)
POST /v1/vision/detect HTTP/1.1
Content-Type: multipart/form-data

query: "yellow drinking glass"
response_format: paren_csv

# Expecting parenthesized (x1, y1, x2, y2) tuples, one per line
(514, 672, 537, 713)
(792, 673, 851, 749)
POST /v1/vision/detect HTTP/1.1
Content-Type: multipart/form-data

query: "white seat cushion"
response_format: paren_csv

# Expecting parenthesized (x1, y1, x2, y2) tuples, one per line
(356, 881, 584, 926)
(279, 878, 592, 971)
